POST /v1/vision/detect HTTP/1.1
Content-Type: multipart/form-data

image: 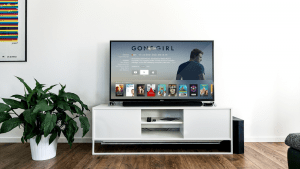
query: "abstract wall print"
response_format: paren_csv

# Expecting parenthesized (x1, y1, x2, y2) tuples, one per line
(0, 0, 27, 62)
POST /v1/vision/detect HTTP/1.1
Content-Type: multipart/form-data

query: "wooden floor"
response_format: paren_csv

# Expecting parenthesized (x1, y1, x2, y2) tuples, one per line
(0, 142, 289, 169)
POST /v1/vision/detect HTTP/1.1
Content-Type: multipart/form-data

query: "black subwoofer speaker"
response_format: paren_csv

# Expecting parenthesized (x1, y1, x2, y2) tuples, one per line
(233, 116, 244, 154)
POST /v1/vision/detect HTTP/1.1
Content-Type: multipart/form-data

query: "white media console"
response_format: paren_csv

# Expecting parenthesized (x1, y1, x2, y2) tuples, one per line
(92, 104, 232, 155)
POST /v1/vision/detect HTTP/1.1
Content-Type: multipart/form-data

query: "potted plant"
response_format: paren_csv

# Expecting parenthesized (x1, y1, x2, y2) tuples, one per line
(0, 77, 90, 161)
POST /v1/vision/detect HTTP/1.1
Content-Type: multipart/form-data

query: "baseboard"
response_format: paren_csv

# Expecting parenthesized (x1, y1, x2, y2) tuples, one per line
(245, 136, 286, 142)
(0, 137, 92, 143)
(0, 137, 286, 143)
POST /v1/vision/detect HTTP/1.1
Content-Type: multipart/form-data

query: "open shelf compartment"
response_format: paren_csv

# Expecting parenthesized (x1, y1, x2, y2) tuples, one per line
(141, 109, 184, 139)
(141, 117, 183, 124)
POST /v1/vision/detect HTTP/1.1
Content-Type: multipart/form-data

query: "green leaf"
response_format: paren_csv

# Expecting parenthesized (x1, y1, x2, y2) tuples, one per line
(0, 118, 22, 134)
(39, 93, 51, 100)
(63, 119, 78, 148)
(16, 76, 32, 93)
(0, 112, 12, 123)
(55, 126, 61, 137)
(79, 116, 90, 137)
(41, 112, 57, 137)
(57, 101, 71, 112)
(33, 100, 54, 113)
(79, 101, 89, 111)
(23, 109, 36, 126)
(34, 79, 46, 98)
(58, 84, 66, 96)
(36, 135, 42, 145)
(2, 98, 26, 109)
(65, 114, 72, 122)
(34, 79, 45, 88)
(24, 123, 36, 139)
(37, 112, 46, 123)
(44, 85, 57, 93)
(49, 132, 57, 145)
(11, 95, 26, 101)
(73, 105, 84, 115)
(21, 136, 24, 144)
(0, 103, 11, 112)
(26, 89, 37, 103)
(62, 93, 80, 102)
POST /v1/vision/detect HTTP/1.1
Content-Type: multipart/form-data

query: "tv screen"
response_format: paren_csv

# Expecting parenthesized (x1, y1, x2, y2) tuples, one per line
(110, 41, 214, 102)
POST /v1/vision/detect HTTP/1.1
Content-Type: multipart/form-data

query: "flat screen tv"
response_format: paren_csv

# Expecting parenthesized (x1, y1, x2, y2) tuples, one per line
(110, 41, 214, 106)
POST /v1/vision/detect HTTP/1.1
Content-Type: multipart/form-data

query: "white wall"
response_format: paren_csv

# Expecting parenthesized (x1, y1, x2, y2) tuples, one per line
(1, 0, 300, 142)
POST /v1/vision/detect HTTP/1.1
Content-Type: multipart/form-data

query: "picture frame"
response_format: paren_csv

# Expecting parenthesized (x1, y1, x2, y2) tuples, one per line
(0, 0, 27, 62)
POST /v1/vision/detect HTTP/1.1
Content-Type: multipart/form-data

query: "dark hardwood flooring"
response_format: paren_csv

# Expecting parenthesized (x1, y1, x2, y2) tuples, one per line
(0, 142, 289, 169)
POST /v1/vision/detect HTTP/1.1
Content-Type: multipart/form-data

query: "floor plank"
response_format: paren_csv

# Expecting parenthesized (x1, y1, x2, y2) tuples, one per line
(244, 144, 285, 169)
(0, 143, 289, 169)
(264, 142, 289, 156)
(223, 154, 259, 169)
(248, 142, 288, 168)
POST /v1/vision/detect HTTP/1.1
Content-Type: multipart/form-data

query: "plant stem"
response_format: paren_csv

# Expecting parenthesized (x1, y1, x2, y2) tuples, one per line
(72, 116, 79, 120)
(11, 109, 19, 117)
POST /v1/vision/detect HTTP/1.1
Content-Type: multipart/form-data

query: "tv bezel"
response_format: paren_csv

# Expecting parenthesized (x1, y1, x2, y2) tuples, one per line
(110, 40, 214, 102)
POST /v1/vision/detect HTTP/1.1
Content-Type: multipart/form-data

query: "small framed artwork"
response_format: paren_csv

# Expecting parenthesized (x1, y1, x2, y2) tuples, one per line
(0, 0, 27, 62)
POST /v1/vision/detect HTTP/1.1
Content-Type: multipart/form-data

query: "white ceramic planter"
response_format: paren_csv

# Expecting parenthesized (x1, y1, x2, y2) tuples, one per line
(30, 135, 58, 161)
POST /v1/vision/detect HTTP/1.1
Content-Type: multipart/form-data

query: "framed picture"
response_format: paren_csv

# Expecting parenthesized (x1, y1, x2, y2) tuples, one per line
(0, 0, 27, 62)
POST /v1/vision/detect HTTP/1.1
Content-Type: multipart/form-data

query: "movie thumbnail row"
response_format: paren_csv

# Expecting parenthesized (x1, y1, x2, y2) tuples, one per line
(115, 84, 213, 97)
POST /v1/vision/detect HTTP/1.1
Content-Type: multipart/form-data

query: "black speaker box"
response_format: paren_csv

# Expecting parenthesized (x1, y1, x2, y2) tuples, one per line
(233, 116, 244, 154)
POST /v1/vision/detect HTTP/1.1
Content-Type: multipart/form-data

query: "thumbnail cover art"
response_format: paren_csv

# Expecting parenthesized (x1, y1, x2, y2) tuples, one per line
(168, 84, 177, 97)
(126, 84, 134, 97)
(200, 84, 209, 96)
(179, 85, 187, 97)
(190, 84, 198, 97)
(147, 84, 156, 97)
(115, 84, 124, 96)
(157, 84, 167, 97)
(211, 84, 213, 95)
(137, 84, 145, 96)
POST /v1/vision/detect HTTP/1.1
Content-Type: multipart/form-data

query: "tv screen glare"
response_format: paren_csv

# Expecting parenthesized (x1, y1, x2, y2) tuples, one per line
(110, 41, 214, 102)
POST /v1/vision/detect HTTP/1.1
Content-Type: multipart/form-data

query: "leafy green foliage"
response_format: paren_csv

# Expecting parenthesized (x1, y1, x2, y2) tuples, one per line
(23, 109, 34, 126)
(16, 76, 32, 93)
(41, 112, 57, 137)
(57, 101, 71, 112)
(2, 98, 26, 109)
(33, 100, 54, 113)
(11, 95, 26, 101)
(79, 116, 90, 137)
(49, 132, 57, 145)
(63, 119, 78, 148)
(0, 77, 90, 148)
(36, 135, 42, 145)
(0, 112, 12, 123)
(0, 118, 22, 133)
(0, 103, 10, 112)
(24, 123, 36, 140)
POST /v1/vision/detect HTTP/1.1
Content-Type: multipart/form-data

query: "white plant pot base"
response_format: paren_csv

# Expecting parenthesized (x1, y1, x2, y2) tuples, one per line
(30, 135, 58, 161)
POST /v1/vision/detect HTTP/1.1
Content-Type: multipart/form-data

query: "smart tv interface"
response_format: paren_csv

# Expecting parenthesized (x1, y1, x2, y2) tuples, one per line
(110, 41, 214, 101)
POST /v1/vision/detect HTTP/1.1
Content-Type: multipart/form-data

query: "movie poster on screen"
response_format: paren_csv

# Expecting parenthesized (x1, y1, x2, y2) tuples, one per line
(115, 84, 124, 96)
(190, 84, 198, 97)
(200, 84, 208, 96)
(157, 84, 166, 97)
(137, 84, 145, 96)
(0, 0, 27, 62)
(179, 85, 187, 97)
(147, 84, 156, 97)
(126, 84, 134, 97)
(168, 84, 177, 97)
